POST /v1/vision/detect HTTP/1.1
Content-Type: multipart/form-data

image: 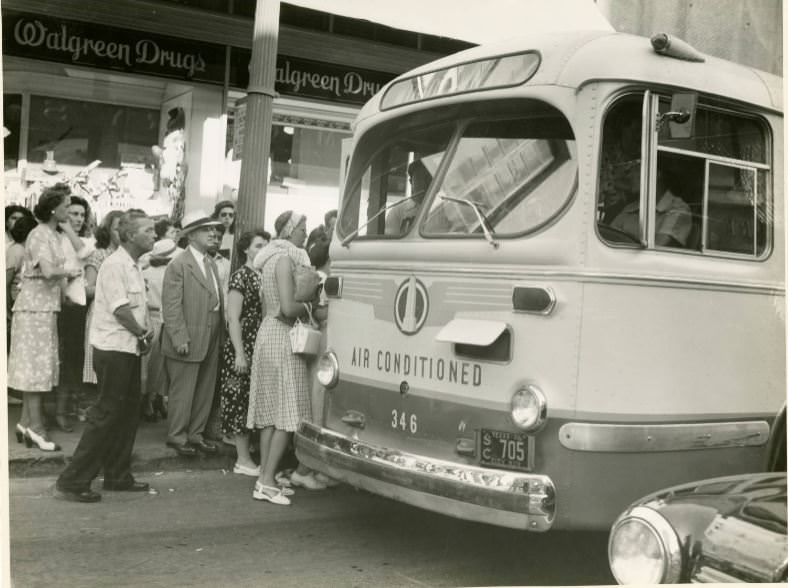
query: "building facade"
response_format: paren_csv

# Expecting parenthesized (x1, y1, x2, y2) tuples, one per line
(2, 0, 471, 231)
(597, 0, 782, 76)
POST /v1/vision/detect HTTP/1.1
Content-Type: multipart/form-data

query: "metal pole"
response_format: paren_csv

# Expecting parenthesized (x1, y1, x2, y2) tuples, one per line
(235, 0, 280, 269)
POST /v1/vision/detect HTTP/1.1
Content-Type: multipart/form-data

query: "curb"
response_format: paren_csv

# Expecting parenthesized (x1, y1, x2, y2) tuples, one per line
(9, 447, 238, 478)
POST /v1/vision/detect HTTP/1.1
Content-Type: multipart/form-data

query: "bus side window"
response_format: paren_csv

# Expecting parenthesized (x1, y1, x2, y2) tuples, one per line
(658, 100, 770, 257)
(706, 164, 761, 255)
(598, 97, 643, 244)
(654, 152, 703, 250)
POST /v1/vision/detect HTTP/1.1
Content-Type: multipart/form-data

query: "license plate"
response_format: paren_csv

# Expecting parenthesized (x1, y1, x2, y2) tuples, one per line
(479, 429, 532, 471)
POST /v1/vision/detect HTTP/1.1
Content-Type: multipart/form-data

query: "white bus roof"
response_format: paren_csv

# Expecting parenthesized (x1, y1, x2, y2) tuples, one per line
(358, 31, 782, 123)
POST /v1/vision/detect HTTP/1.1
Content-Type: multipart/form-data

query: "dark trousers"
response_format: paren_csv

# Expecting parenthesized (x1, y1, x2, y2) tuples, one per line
(57, 348, 142, 492)
(58, 304, 87, 391)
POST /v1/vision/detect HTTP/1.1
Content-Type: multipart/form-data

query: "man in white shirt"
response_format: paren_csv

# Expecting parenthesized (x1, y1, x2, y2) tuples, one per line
(161, 211, 224, 456)
(56, 210, 156, 503)
(610, 170, 693, 247)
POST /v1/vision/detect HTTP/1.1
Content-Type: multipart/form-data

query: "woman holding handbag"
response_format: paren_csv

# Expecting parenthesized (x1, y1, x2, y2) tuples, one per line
(54, 195, 95, 432)
(247, 210, 322, 505)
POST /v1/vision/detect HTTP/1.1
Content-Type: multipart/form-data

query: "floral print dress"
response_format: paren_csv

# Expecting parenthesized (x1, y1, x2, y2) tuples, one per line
(218, 265, 263, 436)
(7, 224, 65, 392)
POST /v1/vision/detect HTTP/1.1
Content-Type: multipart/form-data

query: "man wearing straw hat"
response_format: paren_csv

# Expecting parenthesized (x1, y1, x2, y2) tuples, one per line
(161, 210, 224, 457)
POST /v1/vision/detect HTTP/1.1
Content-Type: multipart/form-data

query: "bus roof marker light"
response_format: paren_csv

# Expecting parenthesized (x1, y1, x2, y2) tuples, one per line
(380, 52, 541, 111)
(650, 33, 705, 62)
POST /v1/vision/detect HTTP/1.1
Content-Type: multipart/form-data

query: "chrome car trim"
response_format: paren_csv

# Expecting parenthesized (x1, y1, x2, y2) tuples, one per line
(691, 566, 742, 583)
(332, 263, 785, 297)
(698, 514, 788, 582)
(610, 506, 683, 584)
(559, 420, 770, 452)
(295, 421, 556, 531)
(511, 284, 557, 315)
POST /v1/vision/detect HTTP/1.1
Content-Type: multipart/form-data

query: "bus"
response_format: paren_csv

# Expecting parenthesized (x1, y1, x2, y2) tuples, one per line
(294, 30, 784, 531)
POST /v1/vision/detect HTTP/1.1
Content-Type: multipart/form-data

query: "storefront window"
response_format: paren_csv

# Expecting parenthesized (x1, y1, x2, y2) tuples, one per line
(225, 118, 351, 234)
(3, 94, 22, 171)
(7, 96, 163, 217)
(28, 96, 159, 169)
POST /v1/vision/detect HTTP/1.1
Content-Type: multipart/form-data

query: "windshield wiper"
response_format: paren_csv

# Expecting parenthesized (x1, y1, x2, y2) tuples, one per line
(440, 196, 499, 249)
(341, 196, 420, 247)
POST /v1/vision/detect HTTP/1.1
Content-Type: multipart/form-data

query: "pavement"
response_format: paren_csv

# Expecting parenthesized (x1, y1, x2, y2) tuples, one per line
(7, 401, 238, 478)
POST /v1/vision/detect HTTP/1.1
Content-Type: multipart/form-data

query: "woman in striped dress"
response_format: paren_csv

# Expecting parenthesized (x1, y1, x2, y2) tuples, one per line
(81, 210, 123, 387)
(247, 211, 315, 505)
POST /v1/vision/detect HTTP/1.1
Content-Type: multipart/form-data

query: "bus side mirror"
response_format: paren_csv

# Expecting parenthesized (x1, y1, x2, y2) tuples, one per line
(658, 93, 697, 138)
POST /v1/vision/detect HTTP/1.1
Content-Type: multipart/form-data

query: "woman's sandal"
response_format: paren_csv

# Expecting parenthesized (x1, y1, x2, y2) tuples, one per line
(275, 470, 293, 488)
(252, 482, 291, 505)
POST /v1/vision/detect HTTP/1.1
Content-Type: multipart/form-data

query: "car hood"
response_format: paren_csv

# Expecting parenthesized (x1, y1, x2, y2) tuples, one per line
(651, 473, 786, 530)
(639, 473, 787, 582)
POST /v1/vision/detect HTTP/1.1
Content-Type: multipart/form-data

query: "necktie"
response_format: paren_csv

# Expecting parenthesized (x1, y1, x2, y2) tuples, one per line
(205, 256, 219, 300)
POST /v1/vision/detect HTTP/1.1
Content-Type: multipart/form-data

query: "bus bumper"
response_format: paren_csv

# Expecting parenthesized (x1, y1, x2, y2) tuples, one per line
(294, 421, 556, 531)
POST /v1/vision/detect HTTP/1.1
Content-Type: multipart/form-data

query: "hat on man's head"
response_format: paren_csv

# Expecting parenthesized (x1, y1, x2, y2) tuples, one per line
(178, 210, 222, 236)
(150, 238, 178, 260)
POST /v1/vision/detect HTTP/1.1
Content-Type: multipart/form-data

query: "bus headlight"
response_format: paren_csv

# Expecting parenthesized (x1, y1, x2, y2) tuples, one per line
(316, 350, 339, 388)
(608, 506, 682, 584)
(510, 385, 547, 431)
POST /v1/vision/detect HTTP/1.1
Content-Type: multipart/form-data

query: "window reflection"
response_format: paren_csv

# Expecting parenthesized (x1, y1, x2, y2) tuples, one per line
(28, 96, 159, 169)
(3, 94, 22, 171)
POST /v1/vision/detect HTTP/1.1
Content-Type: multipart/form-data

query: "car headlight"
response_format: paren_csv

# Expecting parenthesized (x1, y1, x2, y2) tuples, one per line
(316, 350, 339, 388)
(608, 506, 682, 584)
(510, 384, 547, 431)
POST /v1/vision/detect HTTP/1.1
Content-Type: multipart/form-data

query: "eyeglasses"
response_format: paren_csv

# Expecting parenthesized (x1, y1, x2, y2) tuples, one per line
(219, 212, 235, 218)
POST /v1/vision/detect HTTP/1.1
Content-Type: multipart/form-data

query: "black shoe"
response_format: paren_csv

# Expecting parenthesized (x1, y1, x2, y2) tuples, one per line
(191, 439, 217, 454)
(140, 412, 159, 423)
(152, 395, 168, 419)
(55, 414, 74, 433)
(166, 441, 197, 457)
(56, 487, 102, 503)
(103, 481, 149, 492)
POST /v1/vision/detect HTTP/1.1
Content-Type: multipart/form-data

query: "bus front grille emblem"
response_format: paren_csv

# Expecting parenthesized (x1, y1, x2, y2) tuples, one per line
(393, 276, 429, 335)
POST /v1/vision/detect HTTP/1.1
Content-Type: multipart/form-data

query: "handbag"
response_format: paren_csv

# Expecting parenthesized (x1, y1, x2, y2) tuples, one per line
(64, 275, 87, 306)
(293, 264, 321, 302)
(288, 316, 322, 356)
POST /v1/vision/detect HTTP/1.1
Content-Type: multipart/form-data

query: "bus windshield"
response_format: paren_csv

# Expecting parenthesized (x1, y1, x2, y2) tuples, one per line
(338, 103, 577, 241)
(423, 116, 576, 236)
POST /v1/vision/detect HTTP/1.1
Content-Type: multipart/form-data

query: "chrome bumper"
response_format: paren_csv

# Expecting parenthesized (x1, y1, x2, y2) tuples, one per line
(295, 421, 556, 531)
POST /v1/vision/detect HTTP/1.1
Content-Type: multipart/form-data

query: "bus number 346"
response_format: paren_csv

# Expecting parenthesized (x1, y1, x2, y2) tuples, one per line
(391, 409, 418, 434)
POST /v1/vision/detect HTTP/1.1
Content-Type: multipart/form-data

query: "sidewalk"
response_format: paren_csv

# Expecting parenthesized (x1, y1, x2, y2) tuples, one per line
(8, 403, 236, 478)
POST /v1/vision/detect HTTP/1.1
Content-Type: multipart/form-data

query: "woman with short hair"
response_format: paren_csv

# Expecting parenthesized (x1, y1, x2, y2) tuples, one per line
(212, 200, 236, 259)
(217, 229, 270, 476)
(55, 195, 95, 431)
(9, 186, 82, 451)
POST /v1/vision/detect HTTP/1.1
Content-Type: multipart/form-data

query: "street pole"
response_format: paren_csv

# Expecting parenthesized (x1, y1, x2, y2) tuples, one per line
(234, 0, 280, 269)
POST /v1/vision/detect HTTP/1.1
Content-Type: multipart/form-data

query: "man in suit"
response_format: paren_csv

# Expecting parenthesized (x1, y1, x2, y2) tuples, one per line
(161, 210, 224, 456)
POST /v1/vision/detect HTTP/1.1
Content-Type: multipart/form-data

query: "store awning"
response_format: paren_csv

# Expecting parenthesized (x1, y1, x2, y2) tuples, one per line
(284, 0, 613, 45)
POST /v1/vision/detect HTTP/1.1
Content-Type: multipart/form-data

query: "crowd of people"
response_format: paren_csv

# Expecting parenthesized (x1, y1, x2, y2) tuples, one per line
(6, 184, 338, 505)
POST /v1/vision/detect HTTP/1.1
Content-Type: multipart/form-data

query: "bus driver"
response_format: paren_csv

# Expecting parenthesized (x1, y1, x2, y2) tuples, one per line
(610, 169, 693, 248)
(385, 159, 432, 236)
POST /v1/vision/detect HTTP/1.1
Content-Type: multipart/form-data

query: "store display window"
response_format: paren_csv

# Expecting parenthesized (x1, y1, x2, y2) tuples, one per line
(4, 94, 22, 172)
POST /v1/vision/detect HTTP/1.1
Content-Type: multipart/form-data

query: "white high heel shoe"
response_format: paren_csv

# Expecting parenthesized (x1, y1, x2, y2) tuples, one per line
(26, 428, 61, 452)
